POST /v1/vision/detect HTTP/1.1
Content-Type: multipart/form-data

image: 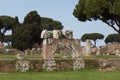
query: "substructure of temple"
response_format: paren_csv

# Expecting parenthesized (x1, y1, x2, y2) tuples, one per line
(41, 29, 83, 59)
(41, 29, 120, 59)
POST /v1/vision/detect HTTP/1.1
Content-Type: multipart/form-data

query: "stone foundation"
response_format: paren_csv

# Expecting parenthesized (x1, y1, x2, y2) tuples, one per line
(42, 58, 56, 71)
(73, 58, 85, 70)
(0, 58, 120, 72)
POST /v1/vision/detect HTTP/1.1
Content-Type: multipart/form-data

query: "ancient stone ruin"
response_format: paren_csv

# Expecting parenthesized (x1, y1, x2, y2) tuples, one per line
(92, 43, 120, 56)
(85, 40, 92, 56)
(15, 51, 30, 72)
(40, 29, 83, 71)
(73, 58, 85, 70)
(0, 29, 119, 72)
(41, 29, 83, 59)
(42, 58, 56, 71)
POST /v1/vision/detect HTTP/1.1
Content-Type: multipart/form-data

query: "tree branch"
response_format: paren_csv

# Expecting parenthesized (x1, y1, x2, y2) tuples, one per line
(104, 21, 119, 33)
(98, 16, 119, 33)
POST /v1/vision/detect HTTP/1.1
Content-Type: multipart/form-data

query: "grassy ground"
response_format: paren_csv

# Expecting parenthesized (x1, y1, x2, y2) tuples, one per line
(0, 69, 120, 80)
(0, 54, 42, 59)
(79, 55, 120, 59)
(0, 54, 120, 59)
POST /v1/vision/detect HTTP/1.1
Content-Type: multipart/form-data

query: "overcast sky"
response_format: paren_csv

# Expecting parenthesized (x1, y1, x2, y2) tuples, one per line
(0, 0, 117, 46)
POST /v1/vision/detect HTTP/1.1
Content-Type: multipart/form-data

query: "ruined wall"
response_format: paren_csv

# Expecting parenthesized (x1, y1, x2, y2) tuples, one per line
(51, 39, 83, 56)
(107, 43, 120, 54)
(0, 59, 15, 72)
(98, 43, 120, 55)
(1, 58, 120, 72)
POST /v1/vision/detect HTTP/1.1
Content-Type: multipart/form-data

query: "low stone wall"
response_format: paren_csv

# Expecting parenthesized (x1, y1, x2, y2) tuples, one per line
(0, 59, 15, 72)
(1, 58, 120, 72)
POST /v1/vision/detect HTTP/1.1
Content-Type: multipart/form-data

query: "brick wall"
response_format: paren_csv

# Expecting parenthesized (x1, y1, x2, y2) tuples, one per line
(107, 43, 120, 54)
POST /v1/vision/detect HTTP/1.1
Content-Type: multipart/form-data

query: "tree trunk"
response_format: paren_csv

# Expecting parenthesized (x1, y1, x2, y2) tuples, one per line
(119, 29, 120, 35)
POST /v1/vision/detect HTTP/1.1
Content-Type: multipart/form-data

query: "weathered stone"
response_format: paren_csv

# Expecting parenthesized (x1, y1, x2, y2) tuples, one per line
(85, 40, 92, 56)
(16, 53, 24, 60)
(42, 44, 57, 59)
(99, 59, 112, 70)
(42, 58, 56, 71)
(62, 30, 73, 39)
(41, 30, 82, 59)
(75, 39, 80, 45)
(82, 47, 86, 55)
(115, 49, 120, 56)
(53, 30, 62, 39)
(41, 30, 52, 45)
(41, 29, 50, 39)
(96, 47, 101, 55)
(15, 60, 30, 72)
(73, 58, 85, 70)
(67, 43, 79, 58)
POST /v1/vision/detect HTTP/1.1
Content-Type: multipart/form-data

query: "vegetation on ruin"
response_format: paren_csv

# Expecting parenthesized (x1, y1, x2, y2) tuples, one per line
(0, 69, 120, 80)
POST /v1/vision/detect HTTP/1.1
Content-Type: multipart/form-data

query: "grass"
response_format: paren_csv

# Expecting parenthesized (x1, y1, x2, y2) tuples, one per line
(55, 55, 120, 59)
(79, 55, 120, 59)
(0, 54, 42, 59)
(0, 69, 120, 80)
(0, 54, 120, 59)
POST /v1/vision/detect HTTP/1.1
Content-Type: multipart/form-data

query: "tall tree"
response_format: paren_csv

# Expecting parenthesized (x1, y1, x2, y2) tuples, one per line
(73, 0, 120, 34)
(81, 33, 104, 47)
(105, 34, 120, 44)
(24, 11, 41, 25)
(0, 16, 15, 41)
(23, 11, 42, 46)
(12, 24, 34, 50)
(41, 17, 63, 30)
(12, 11, 42, 50)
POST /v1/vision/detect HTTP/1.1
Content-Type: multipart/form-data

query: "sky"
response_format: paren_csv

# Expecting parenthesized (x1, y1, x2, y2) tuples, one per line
(0, 0, 117, 46)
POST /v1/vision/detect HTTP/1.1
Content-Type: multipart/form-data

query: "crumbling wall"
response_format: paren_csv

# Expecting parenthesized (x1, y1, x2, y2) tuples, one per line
(0, 59, 15, 72)
(51, 39, 83, 57)
(1, 58, 120, 72)
(107, 43, 120, 54)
